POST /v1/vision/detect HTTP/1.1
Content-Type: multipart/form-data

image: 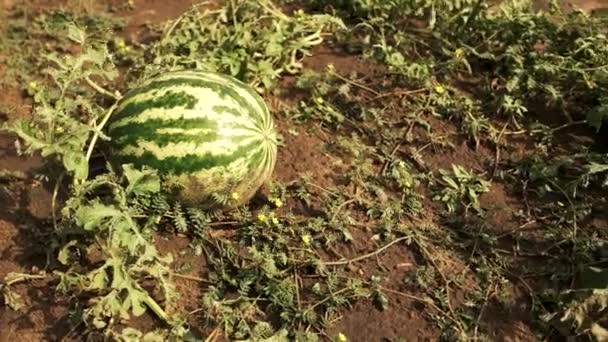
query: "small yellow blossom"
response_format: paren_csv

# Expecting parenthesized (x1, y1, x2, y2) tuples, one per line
(257, 213, 267, 222)
(272, 197, 283, 208)
(271, 217, 279, 225)
(336, 333, 348, 342)
(315, 97, 324, 104)
(231, 192, 240, 201)
(295, 9, 304, 16)
(27, 81, 39, 93)
(302, 234, 311, 245)
(454, 48, 465, 59)
(116, 38, 126, 49)
(55, 126, 64, 133)
(434, 85, 445, 94)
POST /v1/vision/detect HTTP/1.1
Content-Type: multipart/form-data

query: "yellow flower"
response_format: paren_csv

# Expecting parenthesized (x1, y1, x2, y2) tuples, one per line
(271, 217, 279, 225)
(296, 9, 304, 16)
(27, 81, 39, 93)
(257, 213, 267, 222)
(115, 38, 126, 49)
(302, 234, 311, 246)
(272, 197, 283, 208)
(55, 126, 64, 133)
(315, 97, 324, 104)
(231, 192, 240, 201)
(434, 85, 445, 94)
(337, 333, 348, 342)
(454, 48, 465, 59)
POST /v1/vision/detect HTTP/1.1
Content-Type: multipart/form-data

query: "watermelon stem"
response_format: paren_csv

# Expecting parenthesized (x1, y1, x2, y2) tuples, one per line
(142, 292, 170, 322)
(84, 98, 122, 166)
(85, 77, 122, 101)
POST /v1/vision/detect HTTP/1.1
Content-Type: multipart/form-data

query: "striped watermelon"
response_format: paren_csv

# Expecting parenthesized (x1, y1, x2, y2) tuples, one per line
(105, 70, 278, 209)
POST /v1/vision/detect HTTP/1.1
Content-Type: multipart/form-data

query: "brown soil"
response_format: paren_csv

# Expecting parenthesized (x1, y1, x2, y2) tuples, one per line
(0, 0, 607, 342)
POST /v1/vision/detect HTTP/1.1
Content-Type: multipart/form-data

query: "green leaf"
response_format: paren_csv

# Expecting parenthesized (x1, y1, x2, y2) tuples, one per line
(111, 261, 129, 289)
(468, 188, 478, 202)
(586, 104, 608, 132)
(588, 162, 608, 175)
(66, 23, 86, 45)
(10, 119, 48, 152)
(87, 267, 108, 290)
(443, 176, 459, 190)
(123, 164, 161, 196)
(2, 287, 25, 311)
(127, 290, 149, 317)
(374, 290, 390, 311)
(342, 229, 353, 242)
(74, 201, 122, 231)
(63, 151, 88, 180)
(92, 317, 107, 329)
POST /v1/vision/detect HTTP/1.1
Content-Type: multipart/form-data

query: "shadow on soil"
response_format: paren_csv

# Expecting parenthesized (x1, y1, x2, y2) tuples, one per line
(0, 132, 78, 340)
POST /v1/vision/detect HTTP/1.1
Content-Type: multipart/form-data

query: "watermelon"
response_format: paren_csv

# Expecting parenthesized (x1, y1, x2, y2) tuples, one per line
(105, 70, 278, 209)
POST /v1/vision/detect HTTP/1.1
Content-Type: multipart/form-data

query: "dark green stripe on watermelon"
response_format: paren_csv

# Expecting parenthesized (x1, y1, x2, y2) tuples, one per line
(246, 147, 267, 174)
(218, 74, 271, 125)
(212, 105, 244, 118)
(211, 105, 267, 132)
(110, 90, 199, 124)
(110, 77, 267, 128)
(114, 140, 262, 175)
(108, 118, 219, 148)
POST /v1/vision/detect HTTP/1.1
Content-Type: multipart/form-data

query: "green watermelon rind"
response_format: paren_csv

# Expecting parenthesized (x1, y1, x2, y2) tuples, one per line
(105, 70, 278, 208)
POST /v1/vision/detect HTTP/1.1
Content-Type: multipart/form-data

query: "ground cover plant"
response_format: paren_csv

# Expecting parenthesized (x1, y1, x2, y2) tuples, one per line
(0, 0, 607, 341)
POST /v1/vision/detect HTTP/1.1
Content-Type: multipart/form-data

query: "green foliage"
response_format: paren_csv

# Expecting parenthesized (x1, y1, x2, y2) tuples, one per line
(457, 1, 608, 127)
(542, 268, 608, 340)
(7, 45, 117, 180)
(56, 165, 182, 335)
(0, 7, 124, 86)
(310, 0, 608, 133)
(307, 0, 480, 86)
(131, 0, 345, 91)
(433, 164, 491, 214)
(0, 16, 184, 338)
(192, 203, 370, 340)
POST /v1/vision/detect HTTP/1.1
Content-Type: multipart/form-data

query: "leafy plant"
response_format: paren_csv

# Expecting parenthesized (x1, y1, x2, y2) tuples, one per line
(56, 165, 184, 335)
(456, 0, 608, 128)
(130, 0, 345, 91)
(433, 164, 491, 214)
(0, 7, 124, 86)
(542, 266, 608, 340)
(0, 19, 186, 338)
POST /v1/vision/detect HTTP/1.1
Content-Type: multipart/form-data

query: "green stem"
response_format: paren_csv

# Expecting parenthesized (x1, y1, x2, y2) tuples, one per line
(141, 292, 170, 322)
(2, 272, 49, 287)
(85, 77, 120, 100)
(322, 236, 409, 266)
(85, 100, 120, 164)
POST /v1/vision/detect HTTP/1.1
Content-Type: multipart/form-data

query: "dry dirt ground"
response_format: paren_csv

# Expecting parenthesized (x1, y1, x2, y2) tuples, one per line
(0, 0, 607, 341)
